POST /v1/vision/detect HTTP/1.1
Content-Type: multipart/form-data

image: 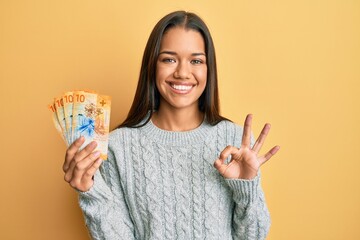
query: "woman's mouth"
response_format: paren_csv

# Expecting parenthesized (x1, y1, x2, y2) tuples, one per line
(169, 83, 194, 93)
(171, 83, 192, 90)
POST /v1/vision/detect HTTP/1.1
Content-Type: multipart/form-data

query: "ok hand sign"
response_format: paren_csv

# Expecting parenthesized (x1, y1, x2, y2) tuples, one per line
(214, 114, 280, 180)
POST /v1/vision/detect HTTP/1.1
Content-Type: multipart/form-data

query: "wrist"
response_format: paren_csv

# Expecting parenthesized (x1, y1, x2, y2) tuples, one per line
(239, 170, 258, 180)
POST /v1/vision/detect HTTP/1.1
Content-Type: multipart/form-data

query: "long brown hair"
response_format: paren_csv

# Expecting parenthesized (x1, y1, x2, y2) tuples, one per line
(118, 11, 228, 128)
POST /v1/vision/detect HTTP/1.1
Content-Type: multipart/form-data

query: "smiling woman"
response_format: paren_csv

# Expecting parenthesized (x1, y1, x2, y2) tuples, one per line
(118, 11, 226, 128)
(154, 27, 208, 130)
(62, 10, 280, 240)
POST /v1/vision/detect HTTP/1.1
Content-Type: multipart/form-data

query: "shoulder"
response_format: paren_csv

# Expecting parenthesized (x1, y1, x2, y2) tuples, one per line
(108, 127, 123, 146)
(107, 127, 130, 151)
(218, 119, 256, 146)
(105, 127, 136, 165)
(108, 126, 136, 142)
(108, 125, 148, 149)
(109, 127, 125, 139)
(215, 119, 244, 135)
(109, 113, 151, 143)
(213, 119, 247, 147)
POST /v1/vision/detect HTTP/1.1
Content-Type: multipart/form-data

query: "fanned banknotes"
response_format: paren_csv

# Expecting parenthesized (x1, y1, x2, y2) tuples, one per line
(48, 90, 111, 160)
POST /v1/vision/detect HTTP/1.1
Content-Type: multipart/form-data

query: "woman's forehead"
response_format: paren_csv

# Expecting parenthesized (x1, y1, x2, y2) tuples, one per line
(160, 27, 205, 53)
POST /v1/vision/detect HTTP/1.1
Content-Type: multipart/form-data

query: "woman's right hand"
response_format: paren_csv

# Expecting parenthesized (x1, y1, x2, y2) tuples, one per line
(63, 136, 103, 192)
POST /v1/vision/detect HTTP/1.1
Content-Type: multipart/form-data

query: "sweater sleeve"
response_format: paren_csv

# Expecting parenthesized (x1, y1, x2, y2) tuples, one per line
(224, 123, 271, 239)
(78, 145, 136, 240)
(225, 173, 271, 240)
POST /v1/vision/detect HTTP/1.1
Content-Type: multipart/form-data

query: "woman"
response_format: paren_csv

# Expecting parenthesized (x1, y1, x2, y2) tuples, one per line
(63, 11, 280, 239)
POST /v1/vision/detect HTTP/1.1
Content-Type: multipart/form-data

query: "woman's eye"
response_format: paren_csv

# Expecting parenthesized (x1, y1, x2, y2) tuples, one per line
(191, 59, 203, 64)
(162, 58, 175, 63)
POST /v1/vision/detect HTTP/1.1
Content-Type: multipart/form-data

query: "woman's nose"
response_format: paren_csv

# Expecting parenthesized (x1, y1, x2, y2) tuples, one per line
(174, 62, 190, 79)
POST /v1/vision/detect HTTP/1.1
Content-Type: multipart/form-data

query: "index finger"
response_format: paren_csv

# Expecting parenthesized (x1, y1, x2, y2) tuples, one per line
(241, 114, 253, 147)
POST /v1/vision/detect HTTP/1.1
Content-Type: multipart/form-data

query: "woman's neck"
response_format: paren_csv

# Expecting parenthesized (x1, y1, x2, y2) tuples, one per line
(151, 107, 204, 132)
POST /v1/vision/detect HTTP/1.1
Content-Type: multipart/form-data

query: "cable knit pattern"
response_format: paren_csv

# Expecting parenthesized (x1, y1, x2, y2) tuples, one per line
(130, 129, 147, 238)
(141, 136, 164, 239)
(158, 143, 175, 239)
(216, 122, 233, 240)
(78, 119, 271, 240)
(203, 135, 220, 239)
(173, 147, 191, 239)
(190, 145, 203, 239)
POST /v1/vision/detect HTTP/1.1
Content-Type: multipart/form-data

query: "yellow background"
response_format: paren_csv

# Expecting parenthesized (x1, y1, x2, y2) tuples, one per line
(1, 0, 359, 239)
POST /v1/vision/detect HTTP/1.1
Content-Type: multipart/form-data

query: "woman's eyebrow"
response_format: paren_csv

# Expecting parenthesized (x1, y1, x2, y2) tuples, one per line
(158, 51, 206, 56)
(192, 52, 206, 56)
(159, 51, 176, 55)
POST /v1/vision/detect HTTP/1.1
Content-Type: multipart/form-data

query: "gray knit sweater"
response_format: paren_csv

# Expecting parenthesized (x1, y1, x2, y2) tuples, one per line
(78, 119, 271, 240)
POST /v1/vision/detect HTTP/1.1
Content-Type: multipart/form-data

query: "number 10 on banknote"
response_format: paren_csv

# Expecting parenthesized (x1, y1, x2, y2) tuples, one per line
(48, 90, 111, 160)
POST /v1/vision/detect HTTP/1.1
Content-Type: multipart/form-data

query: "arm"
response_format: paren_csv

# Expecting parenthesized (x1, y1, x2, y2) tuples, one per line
(214, 114, 279, 239)
(78, 148, 136, 240)
(226, 174, 270, 239)
(63, 137, 136, 240)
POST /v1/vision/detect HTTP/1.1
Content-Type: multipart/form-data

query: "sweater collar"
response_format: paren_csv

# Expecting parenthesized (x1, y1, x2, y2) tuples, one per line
(140, 119, 213, 146)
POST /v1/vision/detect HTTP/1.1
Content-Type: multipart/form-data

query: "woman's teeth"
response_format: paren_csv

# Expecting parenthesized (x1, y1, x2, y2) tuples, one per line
(170, 84, 193, 91)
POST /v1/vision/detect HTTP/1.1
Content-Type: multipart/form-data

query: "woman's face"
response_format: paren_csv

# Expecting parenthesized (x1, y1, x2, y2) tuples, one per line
(156, 27, 207, 112)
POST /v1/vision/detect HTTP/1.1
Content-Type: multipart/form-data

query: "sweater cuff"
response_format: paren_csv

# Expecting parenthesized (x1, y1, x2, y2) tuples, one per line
(78, 170, 113, 203)
(225, 174, 260, 205)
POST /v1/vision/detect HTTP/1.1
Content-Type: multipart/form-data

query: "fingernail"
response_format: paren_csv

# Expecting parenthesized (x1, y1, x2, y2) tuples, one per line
(93, 151, 101, 158)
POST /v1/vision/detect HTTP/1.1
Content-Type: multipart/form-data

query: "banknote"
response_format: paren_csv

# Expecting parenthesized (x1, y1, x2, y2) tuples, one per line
(48, 102, 67, 143)
(62, 91, 74, 144)
(94, 94, 111, 160)
(54, 96, 69, 144)
(48, 90, 111, 160)
(71, 90, 98, 148)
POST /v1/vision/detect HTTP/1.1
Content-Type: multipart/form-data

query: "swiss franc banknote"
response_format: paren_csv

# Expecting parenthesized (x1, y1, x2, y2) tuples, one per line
(48, 90, 111, 160)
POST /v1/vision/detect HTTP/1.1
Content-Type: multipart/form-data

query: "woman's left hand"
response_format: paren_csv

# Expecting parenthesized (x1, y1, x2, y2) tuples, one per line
(214, 114, 280, 180)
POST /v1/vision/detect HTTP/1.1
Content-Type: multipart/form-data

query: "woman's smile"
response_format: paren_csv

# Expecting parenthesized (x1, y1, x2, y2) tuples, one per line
(168, 82, 196, 94)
